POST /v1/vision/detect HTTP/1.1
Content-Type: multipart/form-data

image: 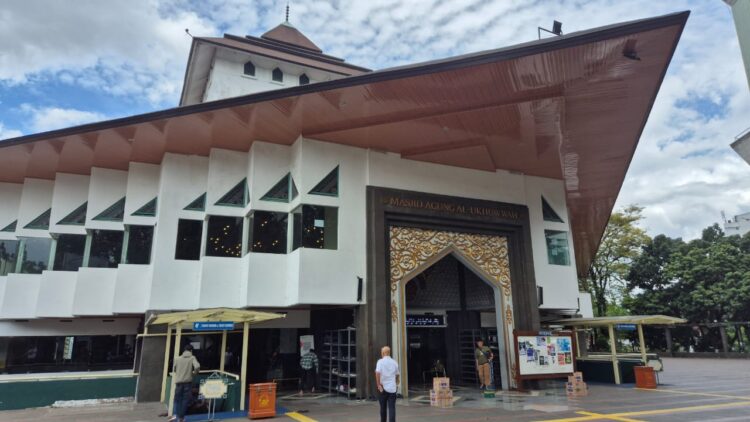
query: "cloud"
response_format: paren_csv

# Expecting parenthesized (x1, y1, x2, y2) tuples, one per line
(1, 0, 749, 240)
(19, 105, 107, 133)
(0, 123, 22, 140)
(0, 0, 217, 106)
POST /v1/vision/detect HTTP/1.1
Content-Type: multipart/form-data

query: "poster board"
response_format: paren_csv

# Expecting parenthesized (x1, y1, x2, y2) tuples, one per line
(514, 330, 576, 381)
(299, 335, 315, 355)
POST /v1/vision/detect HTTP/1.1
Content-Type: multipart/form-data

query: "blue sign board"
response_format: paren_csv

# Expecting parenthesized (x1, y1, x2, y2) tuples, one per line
(615, 324, 637, 331)
(193, 321, 235, 331)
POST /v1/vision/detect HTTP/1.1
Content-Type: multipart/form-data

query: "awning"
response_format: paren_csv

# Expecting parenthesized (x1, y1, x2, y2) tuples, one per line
(0, 12, 689, 277)
(146, 307, 285, 327)
(551, 315, 686, 327)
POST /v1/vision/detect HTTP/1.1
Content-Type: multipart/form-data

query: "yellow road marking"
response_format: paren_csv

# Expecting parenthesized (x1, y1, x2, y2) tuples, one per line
(576, 411, 644, 422)
(635, 387, 750, 401)
(538, 401, 750, 421)
(286, 411, 317, 422)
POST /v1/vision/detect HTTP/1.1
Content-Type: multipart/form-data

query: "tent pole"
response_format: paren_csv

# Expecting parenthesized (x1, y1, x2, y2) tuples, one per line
(160, 325, 172, 403)
(608, 324, 620, 384)
(220, 330, 228, 372)
(240, 321, 249, 411)
(637, 324, 648, 364)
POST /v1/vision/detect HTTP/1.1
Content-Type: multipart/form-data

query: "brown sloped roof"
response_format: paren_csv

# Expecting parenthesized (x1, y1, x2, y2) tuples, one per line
(261, 22, 323, 53)
(0, 11, 689, 277)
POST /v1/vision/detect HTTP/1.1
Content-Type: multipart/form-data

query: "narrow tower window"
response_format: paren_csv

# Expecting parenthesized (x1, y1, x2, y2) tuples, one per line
(299, 74, 310, 85)
(272, 67, 283, 82)
(243, 61, 255, 76)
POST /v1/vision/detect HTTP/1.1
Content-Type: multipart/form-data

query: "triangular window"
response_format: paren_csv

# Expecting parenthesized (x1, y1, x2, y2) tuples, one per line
(58, 202, 87, 225)
(291, 178, 299, 200)
(261, 173, 297, 203)
(24, 208, 51, 229)
(215, 179, 248, 207)
(1, 220, 17, 232)
(132, 197, 157, 217)
(542, 197, 564, 223)
(309, 166, 339, 197)
(184, 193, 206, 211)
(93, 197, 125, 221)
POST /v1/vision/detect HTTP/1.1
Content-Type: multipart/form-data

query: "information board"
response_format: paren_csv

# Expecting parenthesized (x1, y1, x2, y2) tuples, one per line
(515, 331, 575, 378)
(193, 321, 234, 331)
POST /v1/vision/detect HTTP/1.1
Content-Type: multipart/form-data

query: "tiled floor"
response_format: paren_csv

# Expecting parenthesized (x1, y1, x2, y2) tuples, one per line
(1, 358, 749, 421)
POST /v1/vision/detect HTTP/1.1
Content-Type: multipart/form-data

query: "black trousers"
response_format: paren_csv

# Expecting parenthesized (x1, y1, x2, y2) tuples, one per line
(301, 368, 317, 391)
(379, 391, 397, 422)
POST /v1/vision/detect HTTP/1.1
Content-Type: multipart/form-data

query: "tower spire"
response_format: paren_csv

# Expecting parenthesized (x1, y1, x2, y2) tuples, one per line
(285, 2, 290, 23)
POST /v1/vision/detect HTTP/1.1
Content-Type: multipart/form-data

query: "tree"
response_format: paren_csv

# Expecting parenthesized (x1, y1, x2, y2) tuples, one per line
(581, 205, 649, 316)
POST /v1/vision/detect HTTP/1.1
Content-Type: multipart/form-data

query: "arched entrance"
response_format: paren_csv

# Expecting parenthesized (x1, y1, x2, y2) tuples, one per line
(389, 226, 516, 396)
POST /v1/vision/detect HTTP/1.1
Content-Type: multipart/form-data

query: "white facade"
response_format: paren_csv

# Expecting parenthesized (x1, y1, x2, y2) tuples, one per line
(0, 138, 582, 320)
(724, 210, 750, 235)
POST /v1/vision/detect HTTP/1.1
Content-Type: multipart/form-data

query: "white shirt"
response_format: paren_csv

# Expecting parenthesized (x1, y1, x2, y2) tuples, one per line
(375, 356, 400, 393)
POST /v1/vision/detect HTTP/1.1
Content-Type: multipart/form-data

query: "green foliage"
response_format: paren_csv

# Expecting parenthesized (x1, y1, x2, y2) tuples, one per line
(581, 205, 649, 316)
(625, 224, 750, 323)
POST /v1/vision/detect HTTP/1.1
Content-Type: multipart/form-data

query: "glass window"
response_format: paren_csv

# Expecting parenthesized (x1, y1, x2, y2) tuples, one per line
(0, 239, 19, 276)
(292, 205, 338, 250)
(131, 198, 157, 217)
(542, 197, 564, 223)
(206, 216, 243, 257)
(299, 74, 309, 85)
(1, 220, 17, 232)
(545, 230, 570, 266)
(184, 193, 206, 211)
(4, 334, 136, 374)
(19, 237, 52, 274)
(250, 211, 287, 254)
(58, 202, 87, 225)
(272, 67, 283, 82)
(243, 61, 255, 76)
(93, 198, 125, 222)
(88, 230, 124, 268)
(309, 166, 339, 196)
(175, 219, 202, 260)
(24, 208, 51, 230)
(261, 173, 297, 203)
(53, 234, 86, 271)
(215, 179, 248, 207)
(126, 225, 154, 265)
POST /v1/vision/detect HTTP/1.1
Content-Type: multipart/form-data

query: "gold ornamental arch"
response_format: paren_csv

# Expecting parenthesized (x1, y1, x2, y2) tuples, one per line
(388, 226, 517, 393)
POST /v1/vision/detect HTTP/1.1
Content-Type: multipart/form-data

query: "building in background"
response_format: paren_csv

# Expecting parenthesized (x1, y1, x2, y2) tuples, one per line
(723, 210, 750, 235)
(726, 1, 750, 164)
(0, 11, 686, 406)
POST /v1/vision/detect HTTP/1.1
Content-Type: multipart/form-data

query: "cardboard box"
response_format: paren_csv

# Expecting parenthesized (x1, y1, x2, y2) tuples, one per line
(433, 377, 450, 391)
(430, 389, 454, 408)
(566, 381, 588, 397)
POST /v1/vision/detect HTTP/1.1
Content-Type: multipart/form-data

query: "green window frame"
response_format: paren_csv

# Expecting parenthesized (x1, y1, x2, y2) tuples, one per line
(93, 198, 125, 222)
(24, 209, 51, 230)
(184, 193, 207, 211)
(261, 173, 298, 203)
(131, 198, 157, 217)
(309, 166, 339, 197)
(542, 196, 564, 223)
(215, 179, 248, 207)
(1, 220, 17, 232)
(545, 230, 570, 266)
(57, 202, 87, 225)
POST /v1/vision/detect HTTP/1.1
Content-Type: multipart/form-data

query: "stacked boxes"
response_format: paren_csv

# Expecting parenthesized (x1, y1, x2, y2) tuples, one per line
(430, 377, 453, 408)
(566, 372, 588, 397)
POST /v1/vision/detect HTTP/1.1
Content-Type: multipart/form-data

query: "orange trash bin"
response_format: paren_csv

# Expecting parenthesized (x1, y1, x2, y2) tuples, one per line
(248, 382, 276, 419)
(634, 366, 657, 389)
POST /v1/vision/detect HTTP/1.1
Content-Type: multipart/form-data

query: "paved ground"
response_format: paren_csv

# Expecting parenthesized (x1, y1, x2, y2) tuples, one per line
(1, 358, 749, 422)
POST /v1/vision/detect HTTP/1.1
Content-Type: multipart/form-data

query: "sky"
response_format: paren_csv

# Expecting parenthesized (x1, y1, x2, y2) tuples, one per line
(0, 0, 748, 240)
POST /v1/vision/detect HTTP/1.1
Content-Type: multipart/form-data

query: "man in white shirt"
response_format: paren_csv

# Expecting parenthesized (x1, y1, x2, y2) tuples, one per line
(375, 346, 399, 422)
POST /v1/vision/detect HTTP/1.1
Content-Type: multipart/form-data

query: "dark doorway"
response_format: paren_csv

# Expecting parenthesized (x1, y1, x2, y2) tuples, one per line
(406, 327, 446, 387)
(404, 254, 499, 389)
